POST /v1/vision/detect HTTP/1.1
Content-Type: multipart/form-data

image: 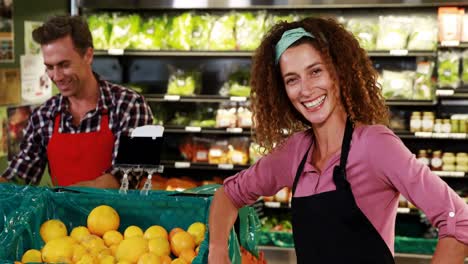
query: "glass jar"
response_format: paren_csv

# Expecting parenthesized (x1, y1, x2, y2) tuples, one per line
(422, 112, 434, 132)
(410, 112, 422, 133)
(433, 119, 443, 133)
(442, 119, 452, 133)
(450, 117, 460, 133)
(456, 152, 468, 166)
(417, 149, 430, 167)
(442, 152, 455, 167)
(430, 150, 443, 171)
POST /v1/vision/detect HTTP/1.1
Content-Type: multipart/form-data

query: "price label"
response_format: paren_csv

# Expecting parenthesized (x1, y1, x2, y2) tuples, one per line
(164, 95, 181, 101)
(449, 133, 467, 139)
(264, 202, 281, 208)
(436, 89, 455, 96)
(185, 126, 202, 132)
(218, 164, 234, 170)
(397, 208, 410, 214)
(174, 162, 191, 168)
(108, 49, 124, 55)
(441, 40, 460, 47)
(226, 127, 243, 133)
(432, 133, 449, 138)
(389, 49, 408, 56)
(434, 171, 465, 177)
(230, 96, 247, 102)
(415, 132, 432, 138)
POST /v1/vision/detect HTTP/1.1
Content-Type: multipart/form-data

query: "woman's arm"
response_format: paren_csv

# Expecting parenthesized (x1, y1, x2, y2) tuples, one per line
(432, 237, 468, 264)
(208, 187, 239, 264)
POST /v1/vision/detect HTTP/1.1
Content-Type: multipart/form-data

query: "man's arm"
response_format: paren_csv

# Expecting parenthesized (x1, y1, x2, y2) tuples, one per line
(432, 237, 468, 264)
(70, 173, 120, 189)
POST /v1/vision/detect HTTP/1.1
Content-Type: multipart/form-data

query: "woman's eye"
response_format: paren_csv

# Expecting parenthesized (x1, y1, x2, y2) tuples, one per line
(312, 68, 322, 75)
(286, 78, 297, 85)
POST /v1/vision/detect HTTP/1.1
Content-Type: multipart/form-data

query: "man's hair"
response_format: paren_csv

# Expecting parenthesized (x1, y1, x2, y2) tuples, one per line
(32, 15, 93, 56)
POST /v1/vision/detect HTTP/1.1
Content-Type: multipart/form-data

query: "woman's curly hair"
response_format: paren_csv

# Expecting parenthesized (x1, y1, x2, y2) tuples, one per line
(251, 17, 389, 152)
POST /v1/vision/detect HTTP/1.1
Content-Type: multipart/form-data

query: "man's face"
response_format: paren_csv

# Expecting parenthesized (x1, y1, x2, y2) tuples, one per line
(42, 35, 93, 98)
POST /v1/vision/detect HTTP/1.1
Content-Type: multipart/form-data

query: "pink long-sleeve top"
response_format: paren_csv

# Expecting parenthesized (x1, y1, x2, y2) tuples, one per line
(224, 125, 468, 253)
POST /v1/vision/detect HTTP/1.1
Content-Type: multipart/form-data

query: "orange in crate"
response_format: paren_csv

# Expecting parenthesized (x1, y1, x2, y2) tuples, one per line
(241, 247, 267, 264)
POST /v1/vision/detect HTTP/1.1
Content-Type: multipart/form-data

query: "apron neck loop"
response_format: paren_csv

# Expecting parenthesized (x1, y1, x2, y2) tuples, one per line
(333, 116, 354, 189)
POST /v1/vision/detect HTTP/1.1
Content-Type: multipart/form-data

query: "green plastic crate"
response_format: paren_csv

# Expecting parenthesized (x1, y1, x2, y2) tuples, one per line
(0, 185, 242, 264)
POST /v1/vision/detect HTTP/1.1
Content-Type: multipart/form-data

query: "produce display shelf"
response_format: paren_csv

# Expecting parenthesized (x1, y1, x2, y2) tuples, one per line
(161, 160, 250, 171)
(386, 100, 437, 106)
(94, 49, 436, 58)
(144, 94, 249, 103)
(164, 126, 253, 135)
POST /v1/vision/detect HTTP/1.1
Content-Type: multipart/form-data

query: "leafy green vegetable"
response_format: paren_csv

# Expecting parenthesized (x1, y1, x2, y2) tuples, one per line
(134, 15, 169, 50)
(462, 50, 468, 84)
(109, 13, 141, 50)
(264, 13, 300, 31)
(345, 17, 378, 51)
(87, 13, 111, 50)
(167, 12, 193, 50)
(167, 69, 201, 95)
(437, 51, 460, 89)
(235, 11, 267, 50)
(191, 13, 214, 50)
(209, 13, 237, 51)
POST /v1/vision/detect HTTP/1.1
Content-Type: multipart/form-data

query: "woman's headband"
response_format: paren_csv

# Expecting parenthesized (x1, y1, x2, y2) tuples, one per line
(274, 27, 315, 65)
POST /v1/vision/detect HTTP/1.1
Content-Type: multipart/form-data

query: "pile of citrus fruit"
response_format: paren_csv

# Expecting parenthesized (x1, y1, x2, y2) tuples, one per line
(18, 205, 206, 264)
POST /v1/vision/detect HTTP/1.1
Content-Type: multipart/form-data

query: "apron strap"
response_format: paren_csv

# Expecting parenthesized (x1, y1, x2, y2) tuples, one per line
(333, 117, 354, 189)
(292, 142, 312, 196)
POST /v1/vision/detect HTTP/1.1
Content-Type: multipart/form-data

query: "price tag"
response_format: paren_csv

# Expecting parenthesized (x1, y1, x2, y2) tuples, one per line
(185, 126, 202, 132)
(434, 171, 465, 177)
(436, 89, 455, 96)
(108, 49, 124, 55)
(164, 95, 181, 101)
(174, 162, 191, 168)
(432, 133, 449, 138)
(264, 202, 281, 208)
(230, 96, 247, 102)
(449, 133, 467, 139)
(415, 132, 432, 138)
(218, 164, 234, 170)
(397, 208, 410, 214)
(389, 49, 408, 56)
(441, 40, 460, 47)
(226, 127, 243, 133)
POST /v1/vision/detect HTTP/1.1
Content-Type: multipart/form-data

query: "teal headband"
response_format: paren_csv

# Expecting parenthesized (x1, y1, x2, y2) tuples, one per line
(275, 27, 315, 65)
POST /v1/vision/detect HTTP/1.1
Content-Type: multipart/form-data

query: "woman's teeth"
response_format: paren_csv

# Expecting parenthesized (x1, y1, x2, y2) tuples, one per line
(304, 95, 326, 108)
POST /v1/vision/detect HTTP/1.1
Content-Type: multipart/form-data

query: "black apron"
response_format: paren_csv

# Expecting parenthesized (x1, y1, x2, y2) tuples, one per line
(291, 118, 395, 264)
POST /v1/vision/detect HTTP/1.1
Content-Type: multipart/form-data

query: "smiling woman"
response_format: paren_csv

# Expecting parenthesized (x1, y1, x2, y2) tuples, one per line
(208, 17, 468, 264)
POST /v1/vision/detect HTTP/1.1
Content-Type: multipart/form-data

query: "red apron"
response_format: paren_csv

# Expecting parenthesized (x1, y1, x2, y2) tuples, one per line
(47, 112, 115, 186)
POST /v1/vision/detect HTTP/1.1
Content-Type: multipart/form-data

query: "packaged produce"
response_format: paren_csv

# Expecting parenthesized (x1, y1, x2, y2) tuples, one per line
(192, 137, 212, 163)
(191, 13, 214, 50)
(413, 59, 435, 100)
(438, 7, 463, 43)
(422, 112, 435, 133)
(407, 16, 437, 50)
(417, 149, 430, 167)
(235, 11, 267, 50)
(462, 50, 468, 84)
(381, 70, 415, 100)
(190, 105, 217, 128)
(462, 13, 468, 42)
(264, 13, 300, 31)
(216, 102, 238, 128)
(430, 150, 443, 171)
(87, 13, 111, 50)
(167, 67, 201, 96)
(109, 13, 141, 50)
(345, 16, 378, 51)
(376, 16, 411, 50)
(437, 51, 460, 89)
(134, 15, 169, 50)
(227, 137, 250, 165)
(389, 110, 407, 131)
(208, 13, 237, 51)
(249, 142, 265, 165)
(208, 139, 229, 164)
(237, 102, 253, 128)
(219, 67, 251, 97)
(167, 12, 193, 50)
